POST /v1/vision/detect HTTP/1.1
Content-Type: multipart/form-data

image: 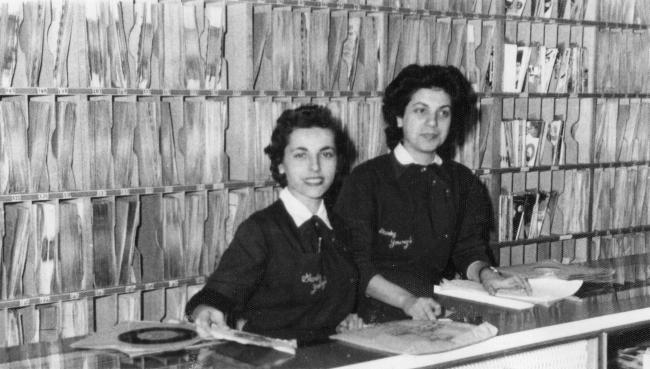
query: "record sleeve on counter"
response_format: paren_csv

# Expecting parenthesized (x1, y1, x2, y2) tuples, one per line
(70, 321, 203, 357)
(331, 319, 497, 355)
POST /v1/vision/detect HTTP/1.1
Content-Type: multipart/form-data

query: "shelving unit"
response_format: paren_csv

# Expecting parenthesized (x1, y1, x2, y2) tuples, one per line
(0, 1, 648, 364)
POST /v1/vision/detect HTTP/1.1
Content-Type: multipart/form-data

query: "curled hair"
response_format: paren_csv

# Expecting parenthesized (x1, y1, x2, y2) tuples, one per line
(264, 104, 352, 188)
(382, 64, 478, 160)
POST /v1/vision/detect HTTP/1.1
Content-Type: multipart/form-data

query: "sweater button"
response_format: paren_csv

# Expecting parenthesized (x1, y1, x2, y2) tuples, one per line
(443, 233, 449, 239)
(432, 179, 437, 185)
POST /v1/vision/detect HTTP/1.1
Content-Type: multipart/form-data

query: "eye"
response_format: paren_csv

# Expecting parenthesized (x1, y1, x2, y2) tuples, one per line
(436, 107, 451, 120)
(293, 152, 307, 159)
(321, 149, 336, 159)
(413, 106, 427, 115)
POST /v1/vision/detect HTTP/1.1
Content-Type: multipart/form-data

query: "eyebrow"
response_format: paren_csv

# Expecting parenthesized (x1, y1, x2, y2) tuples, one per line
(290, 145, 336, 152)
(410, 101, 451, 109)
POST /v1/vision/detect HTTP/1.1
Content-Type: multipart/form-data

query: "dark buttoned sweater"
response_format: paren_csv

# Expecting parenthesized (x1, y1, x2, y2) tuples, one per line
(335, 153, 494, 322)
(185, 201, 358, 344)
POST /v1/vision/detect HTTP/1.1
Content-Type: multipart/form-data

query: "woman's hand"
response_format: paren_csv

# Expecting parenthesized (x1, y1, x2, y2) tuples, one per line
(401, 295, 442, 320)
(480, 268, 532, 296)
(190, 305, 227, 338)
(336, 313, 366, 333)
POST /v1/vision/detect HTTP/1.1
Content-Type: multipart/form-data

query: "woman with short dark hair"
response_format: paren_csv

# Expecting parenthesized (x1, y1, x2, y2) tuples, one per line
(186, 104, 360, 344)
(335, 65, 530, 323)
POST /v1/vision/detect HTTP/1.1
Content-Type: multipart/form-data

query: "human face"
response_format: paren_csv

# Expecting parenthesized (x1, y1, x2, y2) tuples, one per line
(279, 127, 337, 213)
(397, 88, 452, 164)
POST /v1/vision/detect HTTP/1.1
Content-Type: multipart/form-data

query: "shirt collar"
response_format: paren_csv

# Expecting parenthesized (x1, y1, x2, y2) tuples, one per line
(392, 143, 444, 178)
(393, 143, 443, 166)
(279, 188, 332, 229)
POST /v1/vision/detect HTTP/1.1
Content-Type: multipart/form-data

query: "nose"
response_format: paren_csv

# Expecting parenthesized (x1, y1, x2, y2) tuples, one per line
(425, 112, 438, 127)
(309, 155, 321, 172)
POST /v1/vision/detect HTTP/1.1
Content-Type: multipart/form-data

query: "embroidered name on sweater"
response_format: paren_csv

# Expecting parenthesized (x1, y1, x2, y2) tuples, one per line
(301, 273, 327, 295)
(379, 228, 413, 250)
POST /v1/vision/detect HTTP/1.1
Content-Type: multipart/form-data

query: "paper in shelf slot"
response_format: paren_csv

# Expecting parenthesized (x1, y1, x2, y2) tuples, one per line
(22, 1, 46, 87)
(433, 17, 451, 68)
(1, 100, 30, 194)
(396, 15, 419, 77)
(183, 100, 207, 185)
(163, 193, 185, 279)
(63, 198, 94, 293)
(527, 45, 558, 93)
(531, 0, 554, 18)
(476, 20, 496, 93)
(254, 97, 273, 182)
(226, 187, 254, 244)
(309, 9, 331, 91)
(182, 3, 202, 90)
(92, 197, 117, 288)
(435, 277, 583, 309)
(447, 19, 467, 70)
(463, 20, 481, 93)
(62, 299, 89, 339)
(184, 192, 206, 277)
(115, 196, 140, 285)
(202, 190, 228, 274)
(353, 12, 386, 92)
(112, 101, 137, 188)
(204, 1, 226, 90)
(338, 13, 362, 91)
(28, 100, 52, 193)
(505, 0, 527, 16)
(502, 44, 531, 93)
(0, 2, 20, 88)
(128, 0, 155, 89)
(4, 202, 32, 299)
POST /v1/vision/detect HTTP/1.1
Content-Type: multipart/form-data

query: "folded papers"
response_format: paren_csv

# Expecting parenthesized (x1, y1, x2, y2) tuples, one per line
(331, 319, 497, 355)
(435, 277, 584, 308)
(434, 281, 535, 310)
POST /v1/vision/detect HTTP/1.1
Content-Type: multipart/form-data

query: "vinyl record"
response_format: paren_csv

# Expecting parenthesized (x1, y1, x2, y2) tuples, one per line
(117, 327, 198, 345)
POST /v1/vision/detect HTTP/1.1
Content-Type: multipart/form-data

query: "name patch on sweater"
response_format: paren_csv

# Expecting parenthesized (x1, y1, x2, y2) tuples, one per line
(379, 228, 412, 250)
(301, 273, 327, 295)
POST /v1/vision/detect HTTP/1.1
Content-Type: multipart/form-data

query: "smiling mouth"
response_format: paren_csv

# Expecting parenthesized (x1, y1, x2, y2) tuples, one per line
(421, 133, 439, 140)
(304, 177, 325, 185)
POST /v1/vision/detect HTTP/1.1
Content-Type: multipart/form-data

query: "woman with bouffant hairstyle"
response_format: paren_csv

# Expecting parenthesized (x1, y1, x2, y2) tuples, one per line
(186, 105, 362, 344)
(336, 65, 530, 324)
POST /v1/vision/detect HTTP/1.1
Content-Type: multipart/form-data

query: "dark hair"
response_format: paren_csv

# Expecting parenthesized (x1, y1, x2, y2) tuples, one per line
(264, 104, 350, 188)
(382, 64, 478, 160)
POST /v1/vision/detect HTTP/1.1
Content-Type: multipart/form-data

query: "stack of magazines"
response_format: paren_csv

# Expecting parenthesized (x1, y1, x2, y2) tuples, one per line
(500, 119, 564, 168)
(498, 190, 558, 241)
(615, 344, 650, 369)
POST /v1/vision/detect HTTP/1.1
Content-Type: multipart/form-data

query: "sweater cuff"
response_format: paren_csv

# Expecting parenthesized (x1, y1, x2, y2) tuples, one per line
(358, 266, 378, 296)
(466, 260, 490, 282)
(185, 288, 236, 322)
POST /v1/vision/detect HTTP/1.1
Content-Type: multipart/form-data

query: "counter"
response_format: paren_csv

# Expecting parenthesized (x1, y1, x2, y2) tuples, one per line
(2, 282, 650, 369)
